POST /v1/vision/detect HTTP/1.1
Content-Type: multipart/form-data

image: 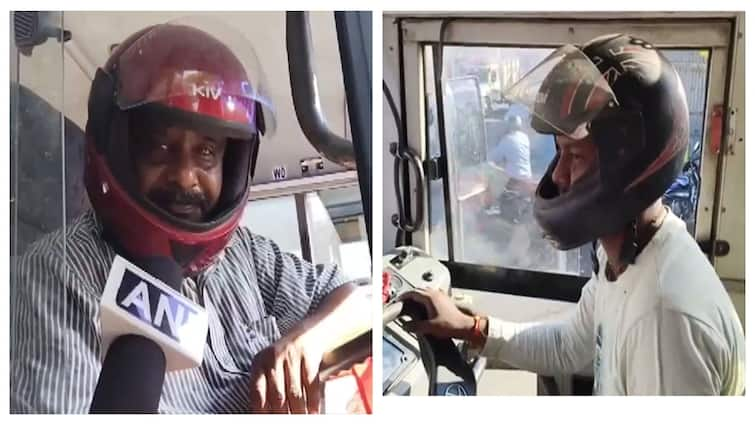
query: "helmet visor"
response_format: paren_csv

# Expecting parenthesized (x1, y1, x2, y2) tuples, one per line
(113, 16, 276, 136)
(503, 45, 617, 140)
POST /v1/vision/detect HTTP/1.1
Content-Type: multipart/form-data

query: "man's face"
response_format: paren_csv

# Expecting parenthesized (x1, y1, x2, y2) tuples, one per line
(552, 134, 598, 194)
(131, 123, 227, 222)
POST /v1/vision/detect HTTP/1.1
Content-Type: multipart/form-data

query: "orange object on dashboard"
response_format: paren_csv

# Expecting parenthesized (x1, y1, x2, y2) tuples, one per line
(325, 357, 373, 414)
(352, 357, 373, 414)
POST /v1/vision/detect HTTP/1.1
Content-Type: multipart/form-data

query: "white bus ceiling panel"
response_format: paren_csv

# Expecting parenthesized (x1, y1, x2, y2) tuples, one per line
(61, 11, 350, 185)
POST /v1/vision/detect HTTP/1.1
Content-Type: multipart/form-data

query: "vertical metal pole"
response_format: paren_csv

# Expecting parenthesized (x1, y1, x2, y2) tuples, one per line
(334, 11, 372, 254)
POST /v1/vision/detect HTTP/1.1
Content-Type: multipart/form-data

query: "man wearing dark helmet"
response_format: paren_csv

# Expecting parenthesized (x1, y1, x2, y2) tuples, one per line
(399, 34, 744, 395)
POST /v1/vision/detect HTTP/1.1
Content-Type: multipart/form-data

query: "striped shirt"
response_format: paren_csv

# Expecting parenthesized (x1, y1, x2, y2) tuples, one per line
(10, 210, 345, 413)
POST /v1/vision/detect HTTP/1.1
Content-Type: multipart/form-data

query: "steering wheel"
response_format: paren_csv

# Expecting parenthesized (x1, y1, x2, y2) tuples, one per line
(383, 247, 481, 396)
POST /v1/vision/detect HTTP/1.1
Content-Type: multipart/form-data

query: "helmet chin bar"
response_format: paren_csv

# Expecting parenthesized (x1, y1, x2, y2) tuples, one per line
(533, 105, 665, 253)
(533, 152, 655, 252)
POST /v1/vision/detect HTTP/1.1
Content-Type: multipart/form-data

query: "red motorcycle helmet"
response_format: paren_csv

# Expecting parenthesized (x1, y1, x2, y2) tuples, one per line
(84, 18, 276, 275)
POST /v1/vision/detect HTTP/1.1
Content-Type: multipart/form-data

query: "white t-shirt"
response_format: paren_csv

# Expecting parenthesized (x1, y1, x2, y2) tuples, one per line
(481, 211, 745, 395)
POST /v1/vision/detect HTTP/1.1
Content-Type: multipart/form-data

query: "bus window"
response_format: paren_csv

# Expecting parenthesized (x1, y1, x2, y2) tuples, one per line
(659, 49, 709, 235)
(241, 183, 369, 282)
(318, 185, 371, 281)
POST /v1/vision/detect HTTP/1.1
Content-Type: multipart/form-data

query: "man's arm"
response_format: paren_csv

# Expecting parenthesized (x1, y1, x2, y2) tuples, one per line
(399, 278, 597, 377)
(248, 231, 352, 335)
(253, 225, 372, 351)
(478, 278, 597, 376)
(246, 232, 369, 413)
(294, 283, 369, 352)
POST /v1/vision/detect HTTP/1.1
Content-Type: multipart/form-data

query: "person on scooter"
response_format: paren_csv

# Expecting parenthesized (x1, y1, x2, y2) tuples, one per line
(489, 114, 534, 191)
(485, 114, 536, 219)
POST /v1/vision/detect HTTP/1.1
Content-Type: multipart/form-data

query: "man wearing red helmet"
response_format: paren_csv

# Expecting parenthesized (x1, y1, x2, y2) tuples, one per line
(11, 20, 365, 413)
(400, 34, 745, 395)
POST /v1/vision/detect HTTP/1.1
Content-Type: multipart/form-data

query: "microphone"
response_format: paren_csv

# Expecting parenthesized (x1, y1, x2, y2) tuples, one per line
(89, 334, 166, 413)
(89, 255, 209, 413)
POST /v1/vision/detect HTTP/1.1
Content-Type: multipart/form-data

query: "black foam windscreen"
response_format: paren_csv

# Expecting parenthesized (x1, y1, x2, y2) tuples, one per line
(132, 256, 184, 291)
(89, 334, 166, 413)
(89, 257, 182, 413)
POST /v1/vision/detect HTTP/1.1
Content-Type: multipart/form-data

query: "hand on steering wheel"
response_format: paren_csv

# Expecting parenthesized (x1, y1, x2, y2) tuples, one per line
(398, 288, 477, 341)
